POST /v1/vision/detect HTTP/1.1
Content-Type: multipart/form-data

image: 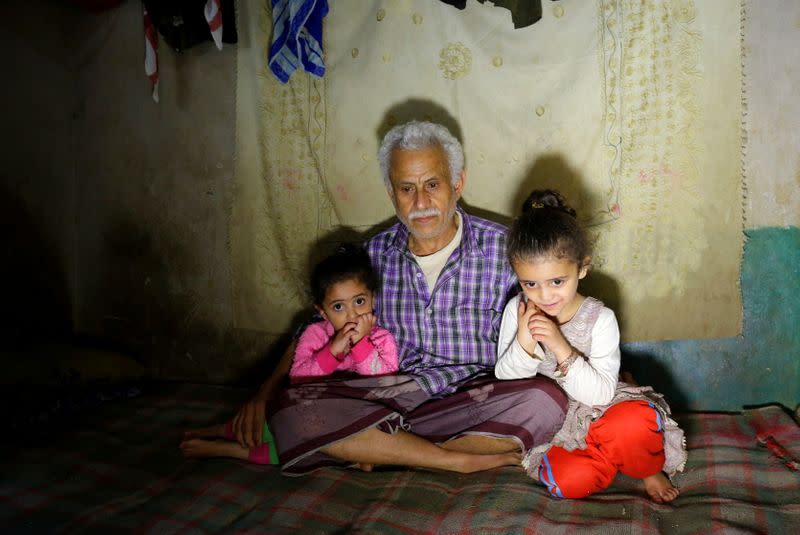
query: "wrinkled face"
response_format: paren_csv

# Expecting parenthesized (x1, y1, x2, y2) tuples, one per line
(316, 278, 374, 331)
(387, 146, 463, 243)
(513, 256, 589, 323)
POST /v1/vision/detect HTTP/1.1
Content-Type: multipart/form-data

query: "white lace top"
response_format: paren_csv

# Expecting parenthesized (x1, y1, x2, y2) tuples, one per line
(495, 294, 620, 407)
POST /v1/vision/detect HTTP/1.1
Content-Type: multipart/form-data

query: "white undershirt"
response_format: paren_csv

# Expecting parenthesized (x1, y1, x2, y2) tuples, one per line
(412, 212, 463, 292)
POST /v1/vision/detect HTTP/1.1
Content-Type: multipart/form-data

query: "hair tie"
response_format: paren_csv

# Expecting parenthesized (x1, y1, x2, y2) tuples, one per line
(531, 202, 544, 209)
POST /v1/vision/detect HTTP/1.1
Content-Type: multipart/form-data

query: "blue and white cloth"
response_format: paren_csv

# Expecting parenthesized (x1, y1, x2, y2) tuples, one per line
(268, 0, 329, 84)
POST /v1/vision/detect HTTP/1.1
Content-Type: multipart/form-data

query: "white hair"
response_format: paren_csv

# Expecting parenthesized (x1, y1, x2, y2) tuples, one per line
(377, 120, 464, 190)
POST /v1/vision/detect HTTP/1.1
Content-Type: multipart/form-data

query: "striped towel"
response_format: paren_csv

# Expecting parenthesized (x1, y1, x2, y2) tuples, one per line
(204, 0, 223, 50)
(268, 0, 329, 84)
(143, 4, 158, 102)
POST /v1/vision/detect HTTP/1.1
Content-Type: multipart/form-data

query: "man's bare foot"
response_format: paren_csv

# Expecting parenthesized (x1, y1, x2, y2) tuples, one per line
(643, 472, 679, 503)
(180, 438, 249, 461)
(183, 424, 227, 440)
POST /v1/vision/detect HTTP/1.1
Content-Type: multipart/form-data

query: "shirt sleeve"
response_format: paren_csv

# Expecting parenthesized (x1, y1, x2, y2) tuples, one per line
(290, 322, 342, 379)
(349, 336, 374, 364)
(352, 326, 399, 375)
(495, 294, 546, 379)
(559, 307, 620, 406)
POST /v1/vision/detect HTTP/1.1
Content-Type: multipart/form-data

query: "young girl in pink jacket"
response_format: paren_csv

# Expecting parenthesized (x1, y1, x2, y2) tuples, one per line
(290, 244, 398, 380)
(181, 244, 398, 465)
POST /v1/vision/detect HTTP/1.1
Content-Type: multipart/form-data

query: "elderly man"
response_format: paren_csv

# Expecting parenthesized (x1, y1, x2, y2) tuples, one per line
(233, 121, 568, 474)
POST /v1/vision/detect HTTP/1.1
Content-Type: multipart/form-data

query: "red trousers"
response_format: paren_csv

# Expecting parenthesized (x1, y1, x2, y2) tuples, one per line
(538, 400, 666, 499)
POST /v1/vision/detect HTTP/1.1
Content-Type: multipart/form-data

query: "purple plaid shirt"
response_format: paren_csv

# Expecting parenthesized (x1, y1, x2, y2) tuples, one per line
(366, 207, 518, 396)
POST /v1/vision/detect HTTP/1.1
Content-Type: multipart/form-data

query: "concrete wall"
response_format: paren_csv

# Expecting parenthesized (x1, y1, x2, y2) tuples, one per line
(2, 1, 798, 410)
(3, 0, 277, 385)
(624, 227, 800, 411)
(3, 2, 80, 347)
(622, 1, 800, 411)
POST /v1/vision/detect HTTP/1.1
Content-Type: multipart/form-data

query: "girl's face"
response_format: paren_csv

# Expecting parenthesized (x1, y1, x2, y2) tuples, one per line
(316, 278, 374, 331)
(512, 256, 589, 324)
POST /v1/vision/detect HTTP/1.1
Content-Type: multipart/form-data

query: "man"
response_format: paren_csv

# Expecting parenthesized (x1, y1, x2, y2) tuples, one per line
(233, 121, 568, 474)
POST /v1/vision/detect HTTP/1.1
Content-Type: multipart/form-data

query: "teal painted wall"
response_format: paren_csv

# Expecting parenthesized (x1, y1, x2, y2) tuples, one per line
(622, 226, 800, 412)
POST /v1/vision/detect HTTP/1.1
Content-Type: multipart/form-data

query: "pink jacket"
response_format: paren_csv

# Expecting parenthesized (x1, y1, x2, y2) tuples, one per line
(290, 320, 399, 382)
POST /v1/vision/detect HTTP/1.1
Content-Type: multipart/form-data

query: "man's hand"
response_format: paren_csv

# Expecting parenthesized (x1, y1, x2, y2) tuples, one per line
(516, 299, 541, 356)
(229, 339, 294, 451)
(330, 323, 358, 357)
(232, 394, 267, 449)
(527, 312, 572, 361)
(350, 313, 376, 346)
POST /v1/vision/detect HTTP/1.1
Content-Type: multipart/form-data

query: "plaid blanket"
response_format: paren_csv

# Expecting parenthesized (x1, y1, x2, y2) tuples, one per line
(2, 383, 799, 534)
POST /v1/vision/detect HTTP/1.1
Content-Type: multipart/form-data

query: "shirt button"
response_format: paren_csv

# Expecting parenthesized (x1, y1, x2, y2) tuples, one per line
(416, 273, 423, 278)
(427, 308, 434, 315)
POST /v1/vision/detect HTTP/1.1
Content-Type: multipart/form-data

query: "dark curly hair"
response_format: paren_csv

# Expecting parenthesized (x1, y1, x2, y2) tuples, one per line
(310, 243, 378, 306)
(507, 189, 592, 267)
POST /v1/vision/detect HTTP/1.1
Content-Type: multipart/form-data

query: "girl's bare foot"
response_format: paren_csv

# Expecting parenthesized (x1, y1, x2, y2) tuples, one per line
(643, 472, 680, 503)
(183, 424, 227, 440)
(180, 438, 249, 461)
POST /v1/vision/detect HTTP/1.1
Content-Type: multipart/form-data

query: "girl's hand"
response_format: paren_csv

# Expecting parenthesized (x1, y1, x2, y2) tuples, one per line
(516, 299, 541, 356)
(527, 313, 573, 361)
(330, 323, 357, 357)
(350, 313, 376, 346)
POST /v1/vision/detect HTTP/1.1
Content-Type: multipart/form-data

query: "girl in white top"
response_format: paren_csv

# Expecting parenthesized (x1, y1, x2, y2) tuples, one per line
(496, 189, 685, 503)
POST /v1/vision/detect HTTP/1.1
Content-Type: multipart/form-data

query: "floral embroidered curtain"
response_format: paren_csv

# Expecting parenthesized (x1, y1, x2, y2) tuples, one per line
(232, 0, 744, 342)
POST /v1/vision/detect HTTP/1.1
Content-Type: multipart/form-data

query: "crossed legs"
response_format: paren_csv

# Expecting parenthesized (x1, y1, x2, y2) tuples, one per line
(538, 400, 679, 502)
(322, 427, 521, 473)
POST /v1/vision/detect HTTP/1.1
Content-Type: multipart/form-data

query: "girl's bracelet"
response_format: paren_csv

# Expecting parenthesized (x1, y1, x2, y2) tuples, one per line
(556, 350, 580, 377)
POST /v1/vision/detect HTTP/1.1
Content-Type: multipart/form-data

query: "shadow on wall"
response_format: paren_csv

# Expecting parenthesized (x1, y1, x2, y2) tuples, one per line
(375, 98, 464, 150)
(236, 228, 388, 385)
(513, 154, 626, 327)
(512, 153, 596, 218)
(620, 352, 690, 412)
(94, 218, 190, 375)
(0, 183, 72, 347)
(92, 218, 278, 384)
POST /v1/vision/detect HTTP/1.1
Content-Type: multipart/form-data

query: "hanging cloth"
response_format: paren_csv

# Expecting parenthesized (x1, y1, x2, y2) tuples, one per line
(204, 0, 224, 50)
(439, 0, 542, 29)
(268, 0, 329, 83)
(143, 0, 238, 53)
(143, 4, 159, 102)
(141, 0, 238, 102)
